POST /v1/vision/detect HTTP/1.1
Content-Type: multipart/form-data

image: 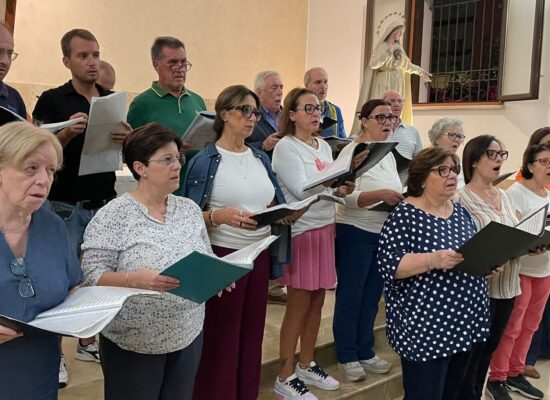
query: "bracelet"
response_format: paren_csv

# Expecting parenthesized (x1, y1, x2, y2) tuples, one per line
(125, 272, 130, 288)
(209, 210, 220, 228)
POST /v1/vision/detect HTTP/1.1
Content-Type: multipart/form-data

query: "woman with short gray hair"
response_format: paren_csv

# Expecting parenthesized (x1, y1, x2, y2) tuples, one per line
(429, 117, 466, 187)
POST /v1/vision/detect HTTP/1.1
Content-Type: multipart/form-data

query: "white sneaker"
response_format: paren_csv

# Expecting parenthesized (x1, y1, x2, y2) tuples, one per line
(338, 361, 367, 382)
(59, 355, 69, 389)
(75, 340, 100, 363)
(359, 355, 392, 374)
(295, 361, 340, 391)
(273, 374, 318, 399)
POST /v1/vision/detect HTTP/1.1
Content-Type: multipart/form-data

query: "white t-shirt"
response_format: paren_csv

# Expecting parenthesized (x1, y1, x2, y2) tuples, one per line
(208, 147, 274, 249)
(272, 135, 335, 237)
(336, 152, 402, 233)
(507, 181, 550, 277)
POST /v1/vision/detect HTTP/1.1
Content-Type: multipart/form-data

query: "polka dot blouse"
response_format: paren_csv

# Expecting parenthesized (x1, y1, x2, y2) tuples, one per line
(377, 201, 490, 362)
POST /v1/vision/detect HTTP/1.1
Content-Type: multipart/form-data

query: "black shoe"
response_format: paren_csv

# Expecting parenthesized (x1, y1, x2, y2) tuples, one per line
(506, 374, 544, 399)
(485, 380, 513, 400)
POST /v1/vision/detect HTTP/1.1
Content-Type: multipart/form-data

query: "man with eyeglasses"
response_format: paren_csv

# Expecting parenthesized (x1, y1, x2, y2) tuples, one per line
(0, 23, 26, 119)
(246, 70, 284, 158)
(127, 36, 206, 194)
(33, 28, 131, 388)
(304, 67, 347, 139)
(383, 90, 423, 185)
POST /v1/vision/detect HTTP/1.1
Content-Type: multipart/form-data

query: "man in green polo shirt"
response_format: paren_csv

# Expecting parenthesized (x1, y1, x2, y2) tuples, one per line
(127, 36, 206, 194)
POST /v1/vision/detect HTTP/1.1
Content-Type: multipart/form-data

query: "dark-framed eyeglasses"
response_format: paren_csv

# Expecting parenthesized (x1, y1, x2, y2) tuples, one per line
(532, 158, 550, 167)
(295, 104, 325, 115)
(10, 258, 35, 298)
(431, 164, 461, 177)
(447, 132, 466, 142)
(148, 154, 184, 167)
(486, 150, 509, 160)
(0, 48, 17, 61)
(367, 114, 398, 124)
(167, 60, 192, 72)
(228, 105, 262, 120)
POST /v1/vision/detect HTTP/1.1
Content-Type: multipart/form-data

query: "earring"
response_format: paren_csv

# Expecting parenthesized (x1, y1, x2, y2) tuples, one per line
(143, 173, 147, 178)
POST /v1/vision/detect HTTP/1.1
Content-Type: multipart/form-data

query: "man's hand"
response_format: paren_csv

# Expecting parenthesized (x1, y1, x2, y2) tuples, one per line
(262, 133, 281, 152)
(111, 122, 132, 144)
(57, 112, 88, 146)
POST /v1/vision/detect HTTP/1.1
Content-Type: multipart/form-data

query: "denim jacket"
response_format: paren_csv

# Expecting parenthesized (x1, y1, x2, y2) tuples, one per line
(183, 143, 288, 277)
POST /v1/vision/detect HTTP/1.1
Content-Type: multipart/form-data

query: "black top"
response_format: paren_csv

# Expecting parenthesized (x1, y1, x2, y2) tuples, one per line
(33, 80, 116, 202)
(0, 82, 27, 119)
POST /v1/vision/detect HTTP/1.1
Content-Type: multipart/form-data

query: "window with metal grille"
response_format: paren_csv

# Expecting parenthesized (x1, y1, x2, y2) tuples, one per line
(428, 0, 503, 103)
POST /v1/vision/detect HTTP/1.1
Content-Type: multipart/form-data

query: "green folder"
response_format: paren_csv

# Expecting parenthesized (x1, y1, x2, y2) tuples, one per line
(160, 252, 252, 304)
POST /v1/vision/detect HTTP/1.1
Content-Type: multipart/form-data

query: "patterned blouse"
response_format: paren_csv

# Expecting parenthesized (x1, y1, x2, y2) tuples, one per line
(377, 202, 489, 362)
(81, 193, 211, 354)
(455, 187, 521, 299)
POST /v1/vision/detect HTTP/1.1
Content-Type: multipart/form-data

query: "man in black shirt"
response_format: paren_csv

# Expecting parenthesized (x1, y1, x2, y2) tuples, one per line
(32, 28, 130, 387)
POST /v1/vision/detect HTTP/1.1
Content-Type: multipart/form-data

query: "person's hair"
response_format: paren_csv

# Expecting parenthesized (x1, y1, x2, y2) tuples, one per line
(303, 67, 326, 86)
(357, 99, 391, 132)
(407, 147, 459, 197)
(254, 70, 280, 92)
(60, 29, 98, 57)
(428, 117, 464, 146)
(279, 88, 316, 137)
(122, 123, 183, 181)
(520, 143, 550, 180)
(99, 60, 115, 75)
(528, 127, 550, 147)
(0, 122, 63, 169)
(150, 36, 185, 61)
(212, 85, 260, 139)
(462, 135, 504, 184)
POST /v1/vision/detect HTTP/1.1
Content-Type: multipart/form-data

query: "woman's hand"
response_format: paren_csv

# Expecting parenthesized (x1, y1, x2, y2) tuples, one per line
(528, 246, 548, 256)
(212, 207, 258, 230)
(218, 282, 236, 298)
(278, 206, 312, 225)
(0, 324, 23, 344)
(487, 265, 504, 278)
(431, 249, 464, 271)
(128, 269, 180, 292)
(378, 189, 405, 206)
(336, 181, 356, 197)
(422, 71, 433, 83)
(351, 149, 370, 170)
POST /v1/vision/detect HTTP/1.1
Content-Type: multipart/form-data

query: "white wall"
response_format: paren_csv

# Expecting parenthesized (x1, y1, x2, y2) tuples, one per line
(306, 0, 550, 169)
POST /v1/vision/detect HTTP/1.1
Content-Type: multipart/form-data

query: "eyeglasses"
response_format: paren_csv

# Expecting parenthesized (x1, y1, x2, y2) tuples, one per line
(387, 98, 404, 105)
(167, 60, 192, 72)
(228, 105, 262, 120)
(532, 158, 550, 167)
(148, 154, 184, 167)
(367, 114, 398, 124)
(486, 150, 509, 160)
(431, 164, 461, 177)
(295, 104, 325, 114)
(10, 258, 35, 298)
(0, 48, 18, 61)
(447, 132, 466, 142)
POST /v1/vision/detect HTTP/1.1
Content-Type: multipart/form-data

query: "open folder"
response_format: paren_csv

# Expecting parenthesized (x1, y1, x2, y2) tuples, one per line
(181, 111, 216, 151)
(302, 141, 397, 191)
(251, 193, 345, 228)
(454, 204, 548, 276)
(160, 235, 278, 303)
(0, 287, 158, 337)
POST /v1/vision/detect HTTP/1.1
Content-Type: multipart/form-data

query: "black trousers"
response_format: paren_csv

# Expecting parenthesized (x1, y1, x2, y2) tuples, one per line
(401, 343, 483, 400)
(458, 297, 516, 400)
(99, 332, 203, 400)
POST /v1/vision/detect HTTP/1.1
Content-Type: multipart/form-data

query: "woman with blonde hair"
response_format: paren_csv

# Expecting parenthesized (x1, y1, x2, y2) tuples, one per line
(0, 122, 82, 400)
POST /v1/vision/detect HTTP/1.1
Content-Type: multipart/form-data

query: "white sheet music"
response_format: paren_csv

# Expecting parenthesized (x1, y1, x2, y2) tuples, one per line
(181, 111, 217, 151)
(302, 141, 357, 190)
(221, 235, 278, 267)
(40, 117, 85, 133)
(79, 91, 127, 176)
(515, 205, 548, 236)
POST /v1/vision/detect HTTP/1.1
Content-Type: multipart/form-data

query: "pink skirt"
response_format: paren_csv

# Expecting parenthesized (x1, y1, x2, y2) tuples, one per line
(278, 224, 337, 290)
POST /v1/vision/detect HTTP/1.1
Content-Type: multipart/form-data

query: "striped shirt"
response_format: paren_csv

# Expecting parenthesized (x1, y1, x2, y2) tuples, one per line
(455, 187, 521, 299)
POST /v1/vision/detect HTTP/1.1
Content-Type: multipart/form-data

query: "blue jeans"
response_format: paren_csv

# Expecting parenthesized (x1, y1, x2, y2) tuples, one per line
(46, 201, 97, 257)
(333, 224, 384, 363)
